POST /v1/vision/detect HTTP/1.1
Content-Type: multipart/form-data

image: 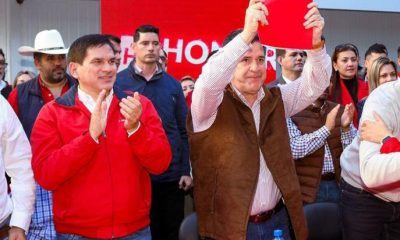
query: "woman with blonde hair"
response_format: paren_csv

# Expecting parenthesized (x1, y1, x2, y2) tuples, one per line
(357, 57, 397, 123)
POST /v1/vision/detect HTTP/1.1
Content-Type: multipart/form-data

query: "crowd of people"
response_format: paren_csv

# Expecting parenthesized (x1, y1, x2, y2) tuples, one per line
(1, 0, 400, 239)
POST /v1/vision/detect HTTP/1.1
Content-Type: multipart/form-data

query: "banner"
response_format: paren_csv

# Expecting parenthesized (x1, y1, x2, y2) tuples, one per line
(101, 0, 277, 82)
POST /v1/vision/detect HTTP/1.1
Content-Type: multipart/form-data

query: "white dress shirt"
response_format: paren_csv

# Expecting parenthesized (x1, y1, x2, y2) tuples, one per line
(191, 34, 332, 215)
(0, 95, 35, 231)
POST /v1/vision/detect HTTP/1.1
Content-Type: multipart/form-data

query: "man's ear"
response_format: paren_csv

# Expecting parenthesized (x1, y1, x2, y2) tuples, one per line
(34, 58, 41, 71)
(130, 42, 136, 51)
(68, 62, 79, 79)
(277, 56, 283, 66)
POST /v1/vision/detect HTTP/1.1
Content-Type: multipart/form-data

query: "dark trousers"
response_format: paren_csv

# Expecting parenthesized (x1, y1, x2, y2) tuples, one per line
(150, 180, 184, 240)
(340, 179, 400, 240)
(315, 179, 340, 203)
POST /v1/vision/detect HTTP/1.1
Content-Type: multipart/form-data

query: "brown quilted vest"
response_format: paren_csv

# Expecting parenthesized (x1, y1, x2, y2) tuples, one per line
(187, 86, 307, 240)
(291, 101, 343, 203)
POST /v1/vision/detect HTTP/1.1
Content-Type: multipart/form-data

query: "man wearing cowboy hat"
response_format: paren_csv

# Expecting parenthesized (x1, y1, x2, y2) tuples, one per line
(8, 29, 76, 240)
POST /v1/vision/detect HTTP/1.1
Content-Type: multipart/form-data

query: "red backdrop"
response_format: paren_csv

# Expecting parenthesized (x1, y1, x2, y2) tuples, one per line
(101, 0, 276, 82)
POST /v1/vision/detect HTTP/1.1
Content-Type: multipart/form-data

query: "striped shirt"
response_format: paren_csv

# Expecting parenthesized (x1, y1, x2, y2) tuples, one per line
(191, 34, 332, 215)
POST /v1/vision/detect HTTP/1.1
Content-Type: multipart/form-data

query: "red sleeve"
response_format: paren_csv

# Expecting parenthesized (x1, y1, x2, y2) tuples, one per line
(127, 95, 172, 175)
(7, 88, 19, 115)
(31, 103, 101, 190)
(380, 137, 400, 154)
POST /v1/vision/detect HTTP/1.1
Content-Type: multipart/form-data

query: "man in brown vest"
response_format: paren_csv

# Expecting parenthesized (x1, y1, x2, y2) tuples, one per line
(187, 0, 331, 239)
(288, 89, 356, 204)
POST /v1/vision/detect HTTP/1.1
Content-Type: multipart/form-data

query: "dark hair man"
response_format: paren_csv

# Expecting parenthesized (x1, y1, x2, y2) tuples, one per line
(187, 0, 330, 239)
(31, 34, 171, 239)
(269, 49, 307, 87)
(0, 48, 12, 98)
(8, 29, 76, 240)
(116, 24, 191, 240)
(104, 34, 122, 69)
(363, 43, 388, 80)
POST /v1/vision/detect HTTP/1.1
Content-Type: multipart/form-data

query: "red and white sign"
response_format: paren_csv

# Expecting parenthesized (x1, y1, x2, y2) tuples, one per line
(100, 0, 277, 82)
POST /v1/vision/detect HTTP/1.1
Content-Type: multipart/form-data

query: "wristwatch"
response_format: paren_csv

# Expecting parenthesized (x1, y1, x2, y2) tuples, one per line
(381, 135, 392, 145)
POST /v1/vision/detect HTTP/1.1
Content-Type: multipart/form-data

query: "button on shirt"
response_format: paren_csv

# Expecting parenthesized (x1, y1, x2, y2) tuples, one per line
(191, 35, 332, 215)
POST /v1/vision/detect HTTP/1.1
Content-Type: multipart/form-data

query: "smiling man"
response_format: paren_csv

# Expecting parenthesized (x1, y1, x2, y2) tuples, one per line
(30, 34, 171, 239)
(187, 0, 331, 239)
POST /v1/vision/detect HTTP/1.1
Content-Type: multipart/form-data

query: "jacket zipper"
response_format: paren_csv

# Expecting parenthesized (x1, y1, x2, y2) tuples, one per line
(103, 132, 115, 238)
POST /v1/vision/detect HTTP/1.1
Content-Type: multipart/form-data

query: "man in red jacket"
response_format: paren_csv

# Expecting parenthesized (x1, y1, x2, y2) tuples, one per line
(30, 34, 172, 239)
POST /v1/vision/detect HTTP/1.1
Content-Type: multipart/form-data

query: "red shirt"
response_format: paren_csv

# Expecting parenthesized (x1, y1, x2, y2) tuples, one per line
(8, 75, 70, 115)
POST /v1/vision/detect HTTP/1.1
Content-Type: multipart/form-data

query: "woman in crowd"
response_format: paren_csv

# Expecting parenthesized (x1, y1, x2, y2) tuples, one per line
(357, 57, 398, 123)
(329, 43, 369, 127)
(13, 70, 35, 88)
(180, 75, 195, 108)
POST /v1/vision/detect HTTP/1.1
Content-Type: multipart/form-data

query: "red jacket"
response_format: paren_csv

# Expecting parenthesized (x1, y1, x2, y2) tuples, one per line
(31, 86, 171, 238)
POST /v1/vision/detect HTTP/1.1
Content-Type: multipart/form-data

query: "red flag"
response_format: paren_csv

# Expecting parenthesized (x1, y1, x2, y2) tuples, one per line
(259, 0, 313, 49)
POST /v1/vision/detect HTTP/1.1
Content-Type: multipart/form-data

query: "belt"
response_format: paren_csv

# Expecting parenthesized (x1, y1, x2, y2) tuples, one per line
(321, 172, 335, 181)
(248, 200, 284, 223)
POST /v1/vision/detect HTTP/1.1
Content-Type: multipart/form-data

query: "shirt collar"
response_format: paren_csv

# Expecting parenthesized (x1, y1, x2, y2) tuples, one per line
(133, 59, 161, 81)
(230, 83, 265, 107)
(77, 87, 114, 113)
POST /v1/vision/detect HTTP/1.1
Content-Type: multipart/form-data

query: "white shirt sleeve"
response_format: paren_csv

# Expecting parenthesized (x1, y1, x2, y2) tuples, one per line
(1, 96, 36, 231)
(359, 83, 400, 190)
(191, 35, 250, 132)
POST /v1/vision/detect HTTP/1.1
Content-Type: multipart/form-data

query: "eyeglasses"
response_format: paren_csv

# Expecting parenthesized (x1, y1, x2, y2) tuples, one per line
(0, 61, 8, 67)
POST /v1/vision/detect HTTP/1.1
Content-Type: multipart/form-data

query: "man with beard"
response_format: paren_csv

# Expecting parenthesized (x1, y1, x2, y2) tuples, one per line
(8, 29, 76, 240)
(116, 25, 191, 240)
(268, 49, 307, 87)
(287, 88, 356, 204)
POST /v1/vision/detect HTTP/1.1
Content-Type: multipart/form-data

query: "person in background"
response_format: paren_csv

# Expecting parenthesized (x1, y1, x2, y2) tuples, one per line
(104, 34, 121, 69)
(362, 43, 388, 81)
(180, 75, 195, 108)
(0, 48, 12, 98)
(288, 86, 356, 204)
(268, 49, 307, 87)
(159, 48, 168, 72)
(8, 29, 76, 240)
(329, 43, 368, 128)
(13, 70, 35, 88)
(116, 25, 192, 240)
(357, 57, 398, 123)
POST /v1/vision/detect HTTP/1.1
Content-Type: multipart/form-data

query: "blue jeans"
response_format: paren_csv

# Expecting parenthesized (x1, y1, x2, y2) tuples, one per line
(340, 179, 400, 240)
(315, 179, 340, 203)
(56, 226, 151, 240)
(246, 207, 291, 240)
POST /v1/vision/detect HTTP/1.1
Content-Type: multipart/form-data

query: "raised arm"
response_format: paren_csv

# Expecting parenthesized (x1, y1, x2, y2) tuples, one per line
(191, 0, 268, 132)
(281, 3, 332, 117)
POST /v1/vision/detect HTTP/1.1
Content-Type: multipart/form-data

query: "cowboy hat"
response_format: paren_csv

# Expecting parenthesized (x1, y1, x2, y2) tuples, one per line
(18, 29, 69, 56)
